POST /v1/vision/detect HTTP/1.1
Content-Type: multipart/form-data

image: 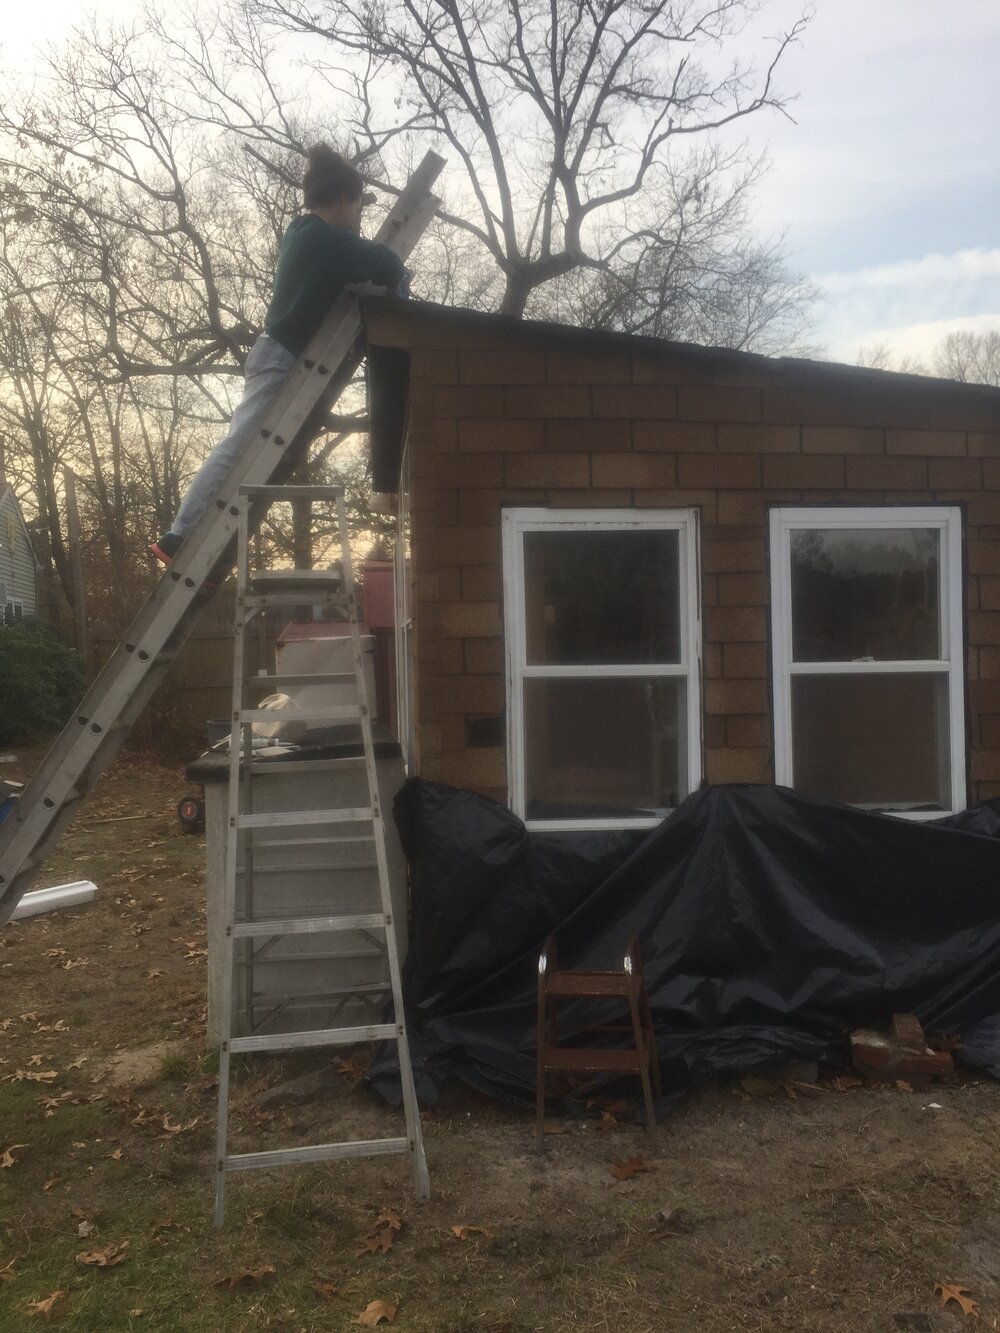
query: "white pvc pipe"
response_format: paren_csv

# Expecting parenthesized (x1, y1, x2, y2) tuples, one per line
(9, 881, 98, 921)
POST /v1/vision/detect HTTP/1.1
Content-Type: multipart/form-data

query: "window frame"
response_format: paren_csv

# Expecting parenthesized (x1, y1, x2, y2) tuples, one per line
(502, 506, 702, 832)
(769, 505, 966, 818)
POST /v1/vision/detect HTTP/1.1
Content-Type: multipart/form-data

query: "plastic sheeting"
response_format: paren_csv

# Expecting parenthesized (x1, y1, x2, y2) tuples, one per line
(391, 779, 1000, 1103)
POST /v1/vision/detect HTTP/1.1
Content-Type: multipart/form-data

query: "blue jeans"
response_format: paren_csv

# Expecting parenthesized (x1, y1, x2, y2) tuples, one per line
(171, 334, 298, 538)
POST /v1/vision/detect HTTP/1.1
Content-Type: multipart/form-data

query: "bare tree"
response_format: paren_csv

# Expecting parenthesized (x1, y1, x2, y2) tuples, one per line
(933, 330, 1000, 387)
(250, 0, 813, 343)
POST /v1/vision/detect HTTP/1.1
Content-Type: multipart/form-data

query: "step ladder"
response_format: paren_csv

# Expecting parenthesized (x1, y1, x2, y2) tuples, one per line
(213, 484, 429, 1226)
(0, 151, 443, 927)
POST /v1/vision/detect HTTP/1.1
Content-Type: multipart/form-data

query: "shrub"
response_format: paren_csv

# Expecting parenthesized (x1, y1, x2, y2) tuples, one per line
(0, 618, 86, 744)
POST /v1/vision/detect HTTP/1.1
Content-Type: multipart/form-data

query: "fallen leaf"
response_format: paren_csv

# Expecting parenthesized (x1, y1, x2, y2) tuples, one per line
(147, 970, 164, 980)
(71, 1207, 97, 1222)
(28, 1054, 44, 1067)
(62, 958, 89, 970)
(76, 1240, 129, 1267)
(77, 1220, 96, 1238)
(42, 1178, 61, 1192)
(609, 1157, 654, 1181)
(335, 1053, 370, 1087)
(25, 1290, 63, 1317)
(375, 1208, 402, 1233)
(0, 1256, 17, 1283)
(895, 1080, 914, 1093)
(129, 1311, 143, 1318)
(356, 1228, 395, 1256)
(214, 1265, 276, 1290)
(592, 1112, 619, 1133)
(451, 1224, 492, 1241)
(314, 1279, 340, 1302)
(14, 1070, 58, 1084)
(34, 1020, 67, 1034)
(542, 1122, 569, 1135)
(934, 1283, 978, 1317)
(2, 1143, 28, 1168)
(355, 1298, 398, 1326)
(67, 1056, 87, 1070)
(109, 1147, 123, 1161)
(44, 949, 65, 958)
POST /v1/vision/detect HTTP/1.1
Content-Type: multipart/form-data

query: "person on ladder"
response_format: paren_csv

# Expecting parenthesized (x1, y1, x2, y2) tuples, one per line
(150, 144, 405, 566)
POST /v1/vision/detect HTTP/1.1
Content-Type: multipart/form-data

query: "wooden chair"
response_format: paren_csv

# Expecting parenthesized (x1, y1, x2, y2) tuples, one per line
(535, 933, 661, 1140)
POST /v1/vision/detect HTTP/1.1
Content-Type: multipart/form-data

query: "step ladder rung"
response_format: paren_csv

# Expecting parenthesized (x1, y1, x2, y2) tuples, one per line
(237, 704, 363, 724)
(233, 911, 389, 938)
(236, 807, 374, 831)
(249, 568, 343, 586)
(224, 1137, 410, 1174)
(246, 758, 368, 777)
(228, 1021, 398, 1054)
(251, 981, 389, 1002)
(248, 672, 359, 689)
(240, 591, 351, 610)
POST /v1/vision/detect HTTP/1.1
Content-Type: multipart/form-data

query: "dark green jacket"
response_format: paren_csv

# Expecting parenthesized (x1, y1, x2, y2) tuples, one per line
(264, 213, 405, 356)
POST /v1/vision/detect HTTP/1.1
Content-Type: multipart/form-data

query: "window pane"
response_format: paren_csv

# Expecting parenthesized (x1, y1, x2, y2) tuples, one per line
(524, 530, 681, 665)
(791, 673, 950, 809)
(790, 528, 940, 662)
(524, 677, 686, 818)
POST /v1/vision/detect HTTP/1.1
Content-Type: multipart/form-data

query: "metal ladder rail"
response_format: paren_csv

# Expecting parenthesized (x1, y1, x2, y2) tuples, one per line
(0, 152, 443, 926)
(213, 485, 429, 1225)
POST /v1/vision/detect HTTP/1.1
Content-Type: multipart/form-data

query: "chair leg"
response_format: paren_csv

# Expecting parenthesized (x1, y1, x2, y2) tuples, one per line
(627, 986, 657, 1131)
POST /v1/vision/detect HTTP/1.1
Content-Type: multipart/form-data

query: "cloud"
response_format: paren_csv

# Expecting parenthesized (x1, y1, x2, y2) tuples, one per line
(817, 249, 1000, 294)
(828, 313, 1000, 366)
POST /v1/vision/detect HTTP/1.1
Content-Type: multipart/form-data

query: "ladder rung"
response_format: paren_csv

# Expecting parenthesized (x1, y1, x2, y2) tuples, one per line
(238, 704, 363, 724)
(224, 1137, 409, 1174)
(251, 982, 389, 1002)
(236, 835, 376, 853)
(236, 807, 373, 830)
(246, 758, 367, 777)
(234, 911, 388, 938)
(240, 592, 351, 609)
(248, 673, 359, 688)
(228, 1022, 398, 1053)
(239, 484, 346, 500)
(249, 948, 384, 964)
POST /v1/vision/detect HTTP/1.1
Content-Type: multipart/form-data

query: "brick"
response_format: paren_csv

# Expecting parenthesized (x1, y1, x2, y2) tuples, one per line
(704, 606, 767, 643)
(679, 454, 761, 489)
(702, 643, 723, 680)
(969, 611, 1000, 644)
(633, 490, 716, 518)
(434, 526, 500, 565)
(977, 578, 1000, 613)
(546, 419, 630, 452)
(975, 781, 1000, 801)
(761, 388, 852, 426)
(435, 488, 458, 525)
(464, 636, 504, 674)
(981, 461, 1000, 489)
(717, 492, 766, 525)
(461, 566, 502, 600)
(969, 432, 1000, 457)
(703, 541, 765, 574)
(969, 578, 983, 611)
(802, 426, 885, 455)
(963, 492, 1000, 526)
(434, 384, 504, 417)
(443, 453, 505, 487)
(411, 348, 458, 382)
(433, 674, 505, 713)
(968, 543, 1000, 576)
(458, 348, 545, 384)
(458, 419, 544, 452)
(702, 573, 719, 607)
(591, 453, 675, 488)
(678, 385, 763, 423)
(927, 458, 983, 489)
(972, 750, 1000, 781)
(712, 364, 775, 389)
(593, 384, 678, 419)
(436, 567, 461, 601)
(437, 601, 501, 638)
(504, 453, 590, 487)
(459, 487, 544, 526)
(726, 714, 772, 748)
(503, 384, 591, 417)
(763, 455, 845, 489)
(718, 567, 768, 603)
(703, 714, 726, 749)
(702, 525, 759, 542)
(980, 716, 1000, 747)
(722, 641, 768, 677)
(547, 489, 634, 507)
(435, 638, 464, 674)
(969, 680, 1000, 712)
(439, 748, 508, 789)
(717, 424, 800, 453)
(845, 456, 928, 490)
(706, 748, 772, 782)
(887, 428, 967, 457)
(633, 420, 716, 453)
(704, 679, 769, 714)
(546, 348, 632, 383)
(978, 646, 1000, 678)
(633, 354, 714, 386)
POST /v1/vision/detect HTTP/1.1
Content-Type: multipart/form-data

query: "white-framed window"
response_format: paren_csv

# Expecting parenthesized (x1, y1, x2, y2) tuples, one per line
(769, 506, 965, 817)
(502, 507, 702, 831)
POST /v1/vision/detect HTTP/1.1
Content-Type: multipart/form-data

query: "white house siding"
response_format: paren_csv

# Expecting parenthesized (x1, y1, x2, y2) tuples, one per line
(0, 487, 38, 618)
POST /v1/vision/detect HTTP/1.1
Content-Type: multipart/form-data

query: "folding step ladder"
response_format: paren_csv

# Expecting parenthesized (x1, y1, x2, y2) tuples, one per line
(0, 152, 443, 927)
(213, 484, 429, 1226)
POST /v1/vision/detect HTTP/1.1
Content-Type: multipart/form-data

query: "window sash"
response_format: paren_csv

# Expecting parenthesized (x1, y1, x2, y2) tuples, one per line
(503, 508, 702, 830)
(769, 506, 965, 816)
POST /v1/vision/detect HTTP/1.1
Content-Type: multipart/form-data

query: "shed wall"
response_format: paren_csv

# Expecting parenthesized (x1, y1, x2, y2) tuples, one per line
(0, 489, 38, 616)
(368, 308, 1000, 808)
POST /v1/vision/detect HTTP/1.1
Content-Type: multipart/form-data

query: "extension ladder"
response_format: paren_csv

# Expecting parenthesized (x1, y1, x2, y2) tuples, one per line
(0, 151, 443, 927)
(212, 484, 429, 1225)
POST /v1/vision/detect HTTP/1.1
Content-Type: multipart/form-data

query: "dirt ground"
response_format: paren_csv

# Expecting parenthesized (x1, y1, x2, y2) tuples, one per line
(3, 746, 1000, 1331)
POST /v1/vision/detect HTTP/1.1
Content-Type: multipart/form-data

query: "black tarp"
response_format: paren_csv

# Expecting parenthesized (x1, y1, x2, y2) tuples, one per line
(389, 779, 1000, 1104)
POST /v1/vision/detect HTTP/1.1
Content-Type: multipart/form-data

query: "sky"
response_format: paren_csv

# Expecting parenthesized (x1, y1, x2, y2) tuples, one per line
(3, 0, 999, 367)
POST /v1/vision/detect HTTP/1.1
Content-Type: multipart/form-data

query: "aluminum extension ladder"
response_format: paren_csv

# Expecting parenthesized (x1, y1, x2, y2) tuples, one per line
(0, 151, 443, 928)
(212, 484, 429, 1226)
